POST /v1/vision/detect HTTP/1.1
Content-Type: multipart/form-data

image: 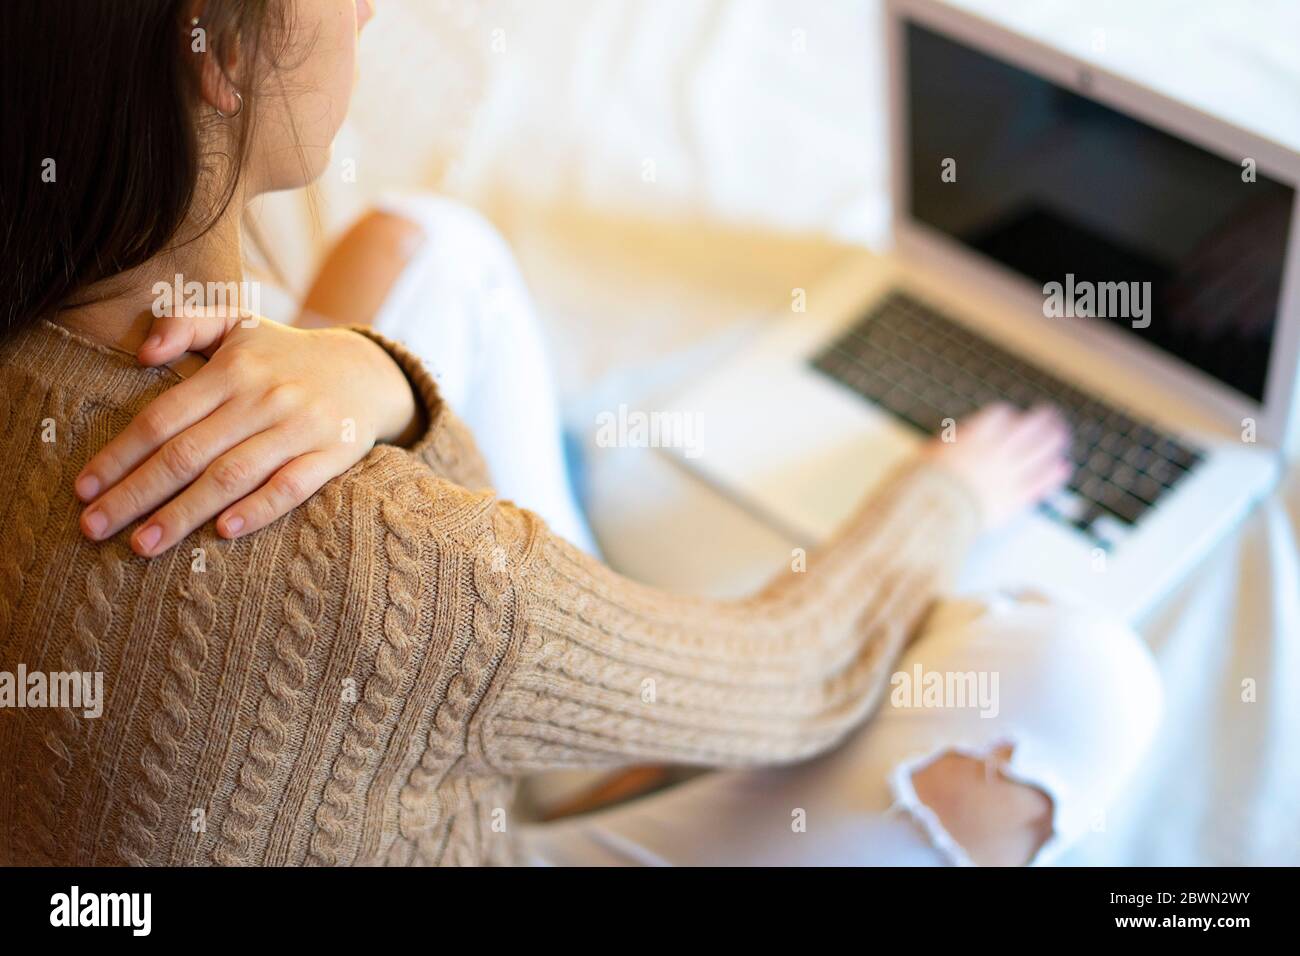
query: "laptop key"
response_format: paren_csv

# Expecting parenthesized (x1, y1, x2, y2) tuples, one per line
(1147, 458, 1183, 487)
(1130, 474, 1165, 505)
(1098, 483, 1147, 524)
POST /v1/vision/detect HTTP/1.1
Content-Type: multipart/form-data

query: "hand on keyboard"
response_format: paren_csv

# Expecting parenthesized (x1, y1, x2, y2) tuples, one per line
(921, 403, 1072, 532)
(810, 291, 1204, 547)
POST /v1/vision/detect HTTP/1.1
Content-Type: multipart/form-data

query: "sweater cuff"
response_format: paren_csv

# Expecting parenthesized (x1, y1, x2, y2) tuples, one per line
(894, 459, 986, 539)
(893, 459, 984, 585)
(347, 326, 445, 462)
(822, 456, 986, 585)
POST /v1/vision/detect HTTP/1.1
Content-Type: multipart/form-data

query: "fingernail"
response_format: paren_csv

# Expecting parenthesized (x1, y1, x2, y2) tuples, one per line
(75, 474, 100, 501)
(135, 524, 162, 553)
(83, 508, 108, 539)
(222, 515, 245, 536)
(141, 335, 162, 351)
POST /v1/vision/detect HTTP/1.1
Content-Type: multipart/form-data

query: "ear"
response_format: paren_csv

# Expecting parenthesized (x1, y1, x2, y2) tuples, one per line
(187, 7, 242, 116)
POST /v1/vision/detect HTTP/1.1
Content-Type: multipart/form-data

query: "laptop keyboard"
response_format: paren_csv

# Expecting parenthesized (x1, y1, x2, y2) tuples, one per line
(810, 291, 1204, 550)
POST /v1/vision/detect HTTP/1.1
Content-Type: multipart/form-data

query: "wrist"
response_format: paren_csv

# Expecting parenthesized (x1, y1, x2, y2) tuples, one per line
(355, 331, 422, 446)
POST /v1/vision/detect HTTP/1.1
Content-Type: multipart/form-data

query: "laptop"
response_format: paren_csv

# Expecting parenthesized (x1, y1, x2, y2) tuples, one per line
(664, 0, 1300, 623)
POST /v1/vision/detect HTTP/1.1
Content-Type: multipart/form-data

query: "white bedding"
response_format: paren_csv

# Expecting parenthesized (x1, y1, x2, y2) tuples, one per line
(250, 0, 1300, 865)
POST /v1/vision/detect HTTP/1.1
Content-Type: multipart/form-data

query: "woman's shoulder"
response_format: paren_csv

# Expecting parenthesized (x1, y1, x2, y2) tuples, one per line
(343, 439, 537, 563)
(0, 320, 180, 420)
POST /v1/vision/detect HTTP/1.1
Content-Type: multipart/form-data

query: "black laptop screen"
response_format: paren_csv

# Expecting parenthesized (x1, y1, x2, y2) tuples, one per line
(905, 21, 1295, 402)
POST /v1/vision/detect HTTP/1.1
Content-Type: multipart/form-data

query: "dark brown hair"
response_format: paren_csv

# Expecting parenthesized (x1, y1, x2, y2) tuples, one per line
(0, 0, 289, 335)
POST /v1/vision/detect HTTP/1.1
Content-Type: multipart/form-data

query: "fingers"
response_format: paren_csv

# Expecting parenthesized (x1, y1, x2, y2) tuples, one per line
(80, 401, 267, 544)
(963, 402, 1017, 441)
(127, 427, 306, 557)
(1022, 456, 1072, 503)
(967, 403, 1069, 457)
(1001, 406, 1071, 517)
(216, 452, 337, 540)
(1004, 403, 1067, 444)
(136, 309, 251, 367)
(999, 405, 1072, 489)
(75, 373, 228, 503)
(1005, 405, 1070, 461)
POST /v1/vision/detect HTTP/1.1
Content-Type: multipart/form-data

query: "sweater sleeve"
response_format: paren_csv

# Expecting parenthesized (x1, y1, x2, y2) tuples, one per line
(474, 458, 983, 773)
(348, 325, 983, 773)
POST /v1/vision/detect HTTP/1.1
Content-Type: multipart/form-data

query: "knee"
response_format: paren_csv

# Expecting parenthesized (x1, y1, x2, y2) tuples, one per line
(1014, 601, 1164, 761)
(922, 596, 1164, 757)
(902, 595, 1165, 858)
(374, 193, 536, 339)
(990, 602, 1165, 845)
(299, 209, 428, 328)
(375, 193, 516, 273)
(909, 744, 1055, 866)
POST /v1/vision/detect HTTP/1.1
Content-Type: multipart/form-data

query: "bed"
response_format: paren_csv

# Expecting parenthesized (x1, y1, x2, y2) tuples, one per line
(249, 0, 1300, 865)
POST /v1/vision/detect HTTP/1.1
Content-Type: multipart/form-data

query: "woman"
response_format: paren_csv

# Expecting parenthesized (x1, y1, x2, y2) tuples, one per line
(0, 0, 1160, 866)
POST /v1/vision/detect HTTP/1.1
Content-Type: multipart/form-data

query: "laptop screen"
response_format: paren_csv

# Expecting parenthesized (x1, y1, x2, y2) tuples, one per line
(905, 21, 1295, 402)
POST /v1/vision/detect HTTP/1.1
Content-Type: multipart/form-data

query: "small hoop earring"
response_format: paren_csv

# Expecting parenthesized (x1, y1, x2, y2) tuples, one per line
(215, 91, 244, 119)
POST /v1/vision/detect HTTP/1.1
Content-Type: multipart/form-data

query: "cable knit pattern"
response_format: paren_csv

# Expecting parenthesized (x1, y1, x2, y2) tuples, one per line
(306, 495, 423, 867)
(0, 320, 981, 866)
(356, 497, 437, 864)
(211, 484, 340, 866)
(117, 532, 226, 865)
(2, 385, 69, 864)
(22, 390, 90, 864)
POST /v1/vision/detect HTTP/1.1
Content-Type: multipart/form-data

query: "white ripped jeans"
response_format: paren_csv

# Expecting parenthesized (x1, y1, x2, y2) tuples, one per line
(366, 194, 1165, 867)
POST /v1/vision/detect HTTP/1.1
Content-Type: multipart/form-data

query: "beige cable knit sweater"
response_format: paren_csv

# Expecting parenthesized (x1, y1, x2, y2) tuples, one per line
(0, 319, 981, 866)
